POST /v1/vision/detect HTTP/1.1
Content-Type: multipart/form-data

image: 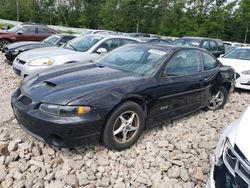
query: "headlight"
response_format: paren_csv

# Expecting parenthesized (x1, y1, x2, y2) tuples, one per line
(242, 70, 250, 75)
(39, 103, 91, 116)
(11, 49, 19, 55)
(29, 58, 54, 66)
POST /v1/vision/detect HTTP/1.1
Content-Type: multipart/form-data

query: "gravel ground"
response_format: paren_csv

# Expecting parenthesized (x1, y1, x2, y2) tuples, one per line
(0, 51, 250, 188)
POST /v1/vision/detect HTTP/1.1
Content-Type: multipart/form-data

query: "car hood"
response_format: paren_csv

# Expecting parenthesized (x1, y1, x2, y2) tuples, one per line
(231, 107, 250, 160)
(218, 58, 250, 73)
(21, 63, 144, 105)
(18, 46, 81, 61)
(6, 41, 42, 50)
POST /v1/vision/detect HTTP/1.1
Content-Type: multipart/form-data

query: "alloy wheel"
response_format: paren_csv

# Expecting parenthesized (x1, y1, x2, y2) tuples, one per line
(207, 90, 225, 110)
(0, 40, 9, 51)
(113, 111, 139, 144)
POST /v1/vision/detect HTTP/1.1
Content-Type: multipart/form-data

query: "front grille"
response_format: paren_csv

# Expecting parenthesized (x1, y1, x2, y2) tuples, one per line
(16, 58, 26, 65)
(18, 96, 32, 106)
(13, 67, 21, 76)
(223, 143, 250, 186)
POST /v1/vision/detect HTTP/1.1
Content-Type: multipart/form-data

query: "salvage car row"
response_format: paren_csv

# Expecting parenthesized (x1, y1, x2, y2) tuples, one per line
(1, 23, 250, 188)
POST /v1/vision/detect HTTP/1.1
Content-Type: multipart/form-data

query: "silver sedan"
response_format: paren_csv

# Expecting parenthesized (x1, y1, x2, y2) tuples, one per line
(12, 34, 139, 78)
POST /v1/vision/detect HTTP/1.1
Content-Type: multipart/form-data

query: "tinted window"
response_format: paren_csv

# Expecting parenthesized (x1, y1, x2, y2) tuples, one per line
(201, 41, 210, 50)
(210, 41, 217, 51)
(174, 39, 200, 47)
(121, 39, 137, 45)
(224, 49, 250, 60)
(164, 50, 202, 76)
(202, 52, 219, 70)
(22, 27, 36, 34)
(38, 28, 53, 34)
(98, 39, 121, 52)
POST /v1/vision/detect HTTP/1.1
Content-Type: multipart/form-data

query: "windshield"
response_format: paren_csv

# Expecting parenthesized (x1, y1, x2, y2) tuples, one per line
(43, 35, 62, 45)
(174, 39, 201, 47)
(224, 49, 250, 60)
(8, 25, 22, 33)
(96, 45, 170, 76)
(64, 35, 102, 52)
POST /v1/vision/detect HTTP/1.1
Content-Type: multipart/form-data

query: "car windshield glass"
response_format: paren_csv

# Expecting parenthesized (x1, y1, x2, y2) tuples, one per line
(224, 49, 250, 60)
(174, 39, 200, 47)
(8, 25, 22, 33)
(96, 45, 170, 76)
(43, 35, 62, 45)
(64, 35, 102, 52)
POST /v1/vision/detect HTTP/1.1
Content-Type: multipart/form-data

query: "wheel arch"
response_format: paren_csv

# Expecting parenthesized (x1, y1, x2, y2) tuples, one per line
(100, 94, 149, 142)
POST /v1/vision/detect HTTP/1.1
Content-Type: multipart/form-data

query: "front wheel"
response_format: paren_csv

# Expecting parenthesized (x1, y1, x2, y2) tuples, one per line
(0, 39, 10, 51)
(206, 86, 228, 110)
(102, 101, 145, 151)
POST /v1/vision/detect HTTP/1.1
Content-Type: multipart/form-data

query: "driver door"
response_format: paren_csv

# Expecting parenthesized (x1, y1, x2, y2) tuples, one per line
(152, 49, 206, 122)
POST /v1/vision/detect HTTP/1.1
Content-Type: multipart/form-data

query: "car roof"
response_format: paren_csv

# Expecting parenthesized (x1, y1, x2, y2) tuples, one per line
(128, 43, 205, 52)
(179, 36, 222, 41)
(236, 47, 250, 49)
(84, 34, 140, 41)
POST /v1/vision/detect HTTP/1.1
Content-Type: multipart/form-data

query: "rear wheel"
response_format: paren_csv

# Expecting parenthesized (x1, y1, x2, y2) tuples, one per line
(0, 39, 10, 51)
(102, 101, 145, 151)
(207, 86, 228, 110)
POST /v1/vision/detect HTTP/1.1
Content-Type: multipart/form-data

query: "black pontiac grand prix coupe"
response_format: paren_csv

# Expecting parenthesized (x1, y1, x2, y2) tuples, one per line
(11, 44, 235, 150)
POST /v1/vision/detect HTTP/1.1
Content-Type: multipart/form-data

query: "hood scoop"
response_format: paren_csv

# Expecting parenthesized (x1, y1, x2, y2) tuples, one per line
(44, 81, 56, 87)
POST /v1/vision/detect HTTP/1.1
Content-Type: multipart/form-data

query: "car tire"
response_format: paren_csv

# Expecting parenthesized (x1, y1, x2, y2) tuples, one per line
(206, 86, 228, 111)
(0, 39, 10, 51)
(102, 101, 145, 151)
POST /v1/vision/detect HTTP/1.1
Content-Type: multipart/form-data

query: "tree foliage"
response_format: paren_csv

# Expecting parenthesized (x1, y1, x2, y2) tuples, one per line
(0, 0, 249, 42)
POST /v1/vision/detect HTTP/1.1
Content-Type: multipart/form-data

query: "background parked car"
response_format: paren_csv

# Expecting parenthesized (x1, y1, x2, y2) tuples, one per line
(138, 38, 172, 43)
(13, 34, 139, 78)
(223, 41, 244, 53)
(81, 29, 121, 35)
(3, 34, 76, 62)
(206, 106, 250, 188)
(174, 37, 225, 57)
(11, 44, 235, 150)
(0, 23, 58, 50)
(218, 47, 250, 90)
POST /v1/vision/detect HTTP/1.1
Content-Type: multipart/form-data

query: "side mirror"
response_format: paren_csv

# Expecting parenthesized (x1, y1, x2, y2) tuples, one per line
(16, 31, 23, 35)
(96, 48, 107, 55)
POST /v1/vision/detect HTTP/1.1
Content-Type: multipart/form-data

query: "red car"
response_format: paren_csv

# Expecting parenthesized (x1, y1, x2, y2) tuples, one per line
(0, 23, 58, 50)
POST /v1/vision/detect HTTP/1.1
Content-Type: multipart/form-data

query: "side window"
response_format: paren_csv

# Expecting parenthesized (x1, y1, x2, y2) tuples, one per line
(201, 41, 210, 51)
(209, 41, 217, 51)
(202, 52, 219, 71)
(121, 39, 137, 45)
(38, 28, 53, 34)
(21, 27, 36, 34)
(98, 39, 121, 52)
(164, 50, 202, 76)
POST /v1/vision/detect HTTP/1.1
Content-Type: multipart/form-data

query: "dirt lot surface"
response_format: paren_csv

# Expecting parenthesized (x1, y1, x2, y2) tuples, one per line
(0, 52, 250, 188)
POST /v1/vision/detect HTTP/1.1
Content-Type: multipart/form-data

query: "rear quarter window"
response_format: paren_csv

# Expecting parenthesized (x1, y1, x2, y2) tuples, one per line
(202, 52, 220, 70)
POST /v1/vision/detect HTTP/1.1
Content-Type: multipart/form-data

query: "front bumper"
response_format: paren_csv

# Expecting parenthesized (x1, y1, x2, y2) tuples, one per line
(235, 74, 250, 90)
(11, 89, 106, 148)
(12, 58, 49, 78)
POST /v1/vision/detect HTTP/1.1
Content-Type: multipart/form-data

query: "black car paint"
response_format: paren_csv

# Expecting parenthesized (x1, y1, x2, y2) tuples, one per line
(11, 44, 235, 148)
(4, 35, 75, 62)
